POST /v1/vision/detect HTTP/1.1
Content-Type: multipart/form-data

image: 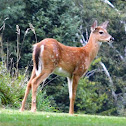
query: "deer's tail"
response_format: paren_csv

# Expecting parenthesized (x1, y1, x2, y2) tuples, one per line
(33, 44, 44, 76)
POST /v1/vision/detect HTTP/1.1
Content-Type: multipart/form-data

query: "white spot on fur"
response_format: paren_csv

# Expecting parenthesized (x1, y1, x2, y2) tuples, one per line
(33, 99, 36, 103)
(35, 45, 44, 76)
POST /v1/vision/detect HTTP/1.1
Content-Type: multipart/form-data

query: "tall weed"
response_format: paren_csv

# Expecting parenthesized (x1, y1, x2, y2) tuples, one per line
(0, 62, 26, 108)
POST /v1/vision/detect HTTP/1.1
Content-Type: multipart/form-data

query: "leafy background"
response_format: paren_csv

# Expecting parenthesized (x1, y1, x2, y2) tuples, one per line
(0, 0, 126, 116)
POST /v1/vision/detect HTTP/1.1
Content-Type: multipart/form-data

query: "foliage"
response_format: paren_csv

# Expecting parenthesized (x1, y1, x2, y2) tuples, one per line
(0, 0, 81, 68)
(0, 62, 57, 112)
(26, 87, 58, 112)
(76, 78, 108, 114)
(36, 89, 58, 112)
(74, 0, 126, 115)
(44, 77, 115, 115)
(0, 62, 26, 108)
(44, 75, 69, 113)
(0, 0, 126, 116)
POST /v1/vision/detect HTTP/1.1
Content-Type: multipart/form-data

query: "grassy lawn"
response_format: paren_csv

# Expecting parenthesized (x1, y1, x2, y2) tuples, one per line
(0, 108, 126, 126)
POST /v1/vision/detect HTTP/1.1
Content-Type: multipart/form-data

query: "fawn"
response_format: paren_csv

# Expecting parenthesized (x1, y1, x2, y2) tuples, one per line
(20, 20, 114, 114)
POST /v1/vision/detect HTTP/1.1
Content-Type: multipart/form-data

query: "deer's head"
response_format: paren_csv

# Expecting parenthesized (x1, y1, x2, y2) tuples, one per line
(91, 20, 114, 42)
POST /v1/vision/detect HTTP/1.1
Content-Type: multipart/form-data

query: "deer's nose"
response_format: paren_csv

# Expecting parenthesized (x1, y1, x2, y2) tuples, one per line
(110, 37, 114, 41)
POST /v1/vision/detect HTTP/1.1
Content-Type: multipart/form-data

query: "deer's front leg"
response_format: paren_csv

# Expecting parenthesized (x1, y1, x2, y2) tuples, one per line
(68, 75, 80, 114)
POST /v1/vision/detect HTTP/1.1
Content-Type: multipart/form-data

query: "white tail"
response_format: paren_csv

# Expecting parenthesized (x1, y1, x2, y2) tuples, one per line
(20, 20, 114, 114)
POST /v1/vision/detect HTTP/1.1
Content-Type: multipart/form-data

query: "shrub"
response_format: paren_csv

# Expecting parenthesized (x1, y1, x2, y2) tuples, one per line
(0, 62, 27, 108)
(0, 62, 58, 112)
(37, 88, 58, 112)
(25, 87, 58, 112)
(75, 78, 108, 114)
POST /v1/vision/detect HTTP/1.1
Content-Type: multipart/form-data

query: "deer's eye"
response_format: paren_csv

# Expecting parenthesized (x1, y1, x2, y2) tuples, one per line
(99, 31, 104, 34)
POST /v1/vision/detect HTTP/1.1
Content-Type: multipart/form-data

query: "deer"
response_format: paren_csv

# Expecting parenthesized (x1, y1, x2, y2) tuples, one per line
(20, 20, 114, 114)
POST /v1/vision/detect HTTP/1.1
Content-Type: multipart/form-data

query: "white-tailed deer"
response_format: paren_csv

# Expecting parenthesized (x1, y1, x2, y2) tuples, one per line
(20, 20, 114, 114)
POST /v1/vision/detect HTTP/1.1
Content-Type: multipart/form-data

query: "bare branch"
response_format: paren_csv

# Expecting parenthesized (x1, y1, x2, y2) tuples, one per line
(102, 0, 120, 14)
(16, 25, 20, 77)
(99, 61, 117, 101)
(85, 69, 102, 78)
(41, 75, 59, 90)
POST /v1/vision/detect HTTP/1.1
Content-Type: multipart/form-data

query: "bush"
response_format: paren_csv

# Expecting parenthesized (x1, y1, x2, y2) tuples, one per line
(0, 62, 58, 112)
(25, 87, 58, 112)
(75, 78, 109, 114)
(0, 62, 26, 108)
(37, 88, 58, 112)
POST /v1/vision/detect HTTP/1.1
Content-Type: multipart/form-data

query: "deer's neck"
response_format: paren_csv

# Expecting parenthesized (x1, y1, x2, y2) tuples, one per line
(84, 34, 101, 61)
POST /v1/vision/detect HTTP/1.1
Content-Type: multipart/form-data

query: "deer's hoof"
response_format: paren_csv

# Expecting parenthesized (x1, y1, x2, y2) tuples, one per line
(19, 108, 24, 112)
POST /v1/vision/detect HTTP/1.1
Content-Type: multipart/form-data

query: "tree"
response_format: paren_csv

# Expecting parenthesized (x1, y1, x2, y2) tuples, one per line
(75, 0, 126, 115)
(0, 0, 126, 115)
(0, 0, 81, 68)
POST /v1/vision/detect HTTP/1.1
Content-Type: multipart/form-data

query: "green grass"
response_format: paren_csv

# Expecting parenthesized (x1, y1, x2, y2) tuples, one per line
(0, 108, 126, 126)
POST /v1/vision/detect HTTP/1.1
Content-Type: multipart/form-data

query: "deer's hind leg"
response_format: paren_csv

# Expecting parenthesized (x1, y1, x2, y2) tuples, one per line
(31, 68, 53, 112)
(20, 68, 36, 112)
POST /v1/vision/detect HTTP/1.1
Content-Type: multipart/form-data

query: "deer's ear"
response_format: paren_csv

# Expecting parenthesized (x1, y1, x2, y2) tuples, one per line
(100, 21, 109, 29)
(91, 20, 97, 32)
